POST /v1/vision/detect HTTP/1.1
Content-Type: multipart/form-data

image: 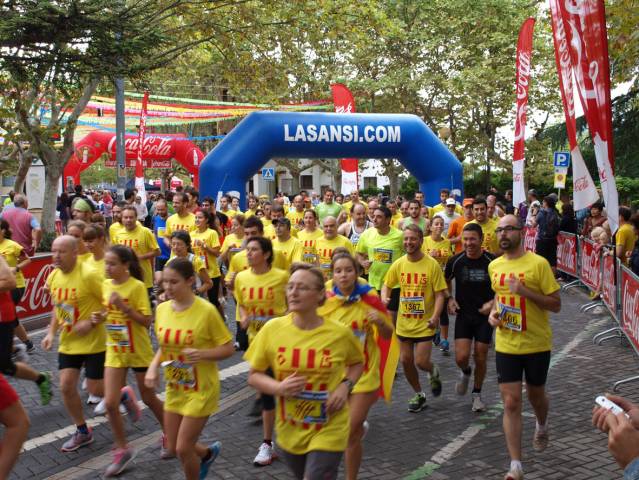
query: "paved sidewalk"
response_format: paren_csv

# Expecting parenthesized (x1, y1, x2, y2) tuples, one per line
(6, 288, 638, 479)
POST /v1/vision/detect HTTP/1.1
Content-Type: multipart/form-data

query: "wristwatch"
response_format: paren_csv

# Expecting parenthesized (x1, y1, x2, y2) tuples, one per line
(341, 378, 355, 394)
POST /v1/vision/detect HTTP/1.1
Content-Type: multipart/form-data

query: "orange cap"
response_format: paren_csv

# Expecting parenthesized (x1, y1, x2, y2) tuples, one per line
(463, 198, 474, 207)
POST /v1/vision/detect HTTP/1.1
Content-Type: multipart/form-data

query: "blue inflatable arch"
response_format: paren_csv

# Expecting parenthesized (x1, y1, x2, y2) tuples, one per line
(199, 111, 463, 206)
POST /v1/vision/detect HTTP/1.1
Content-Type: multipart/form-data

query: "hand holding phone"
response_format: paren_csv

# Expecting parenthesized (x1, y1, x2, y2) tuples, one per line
(595, 395, 629, 418)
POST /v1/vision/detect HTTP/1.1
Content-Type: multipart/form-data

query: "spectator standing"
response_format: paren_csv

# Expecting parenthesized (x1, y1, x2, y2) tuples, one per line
(0, 195, 42, 256)
(559, 204, 578, 235)
(534, 196, 561, 272)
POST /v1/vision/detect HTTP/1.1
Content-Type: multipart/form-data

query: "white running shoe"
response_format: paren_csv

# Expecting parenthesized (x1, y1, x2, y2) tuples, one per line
(472, 393, 486, 412)
(93, 398, 107, 415)
(455, 371, 471, 396)
(86, 393, 101, 405)
(253, 442, 275, 466)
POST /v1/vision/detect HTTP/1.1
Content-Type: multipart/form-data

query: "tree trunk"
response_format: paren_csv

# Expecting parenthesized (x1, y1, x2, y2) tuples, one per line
(14, 152, 33, 194)
(388, 169, 399, 198)
(41, 158, 64, 234)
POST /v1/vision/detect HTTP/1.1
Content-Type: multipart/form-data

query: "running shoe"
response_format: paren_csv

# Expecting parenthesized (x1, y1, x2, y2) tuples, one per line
(61, 428, 94, 452)
(440, 339, 450, 355)
(247, 398, 262, 417)
(199, 441, 221, 479)
(94, 398, 107, 415)
(120, 386, 141, 422)
(253, 441, 275, 466)
(160, 433, 175, 459)
(38, 372, 53, 406)
(504, 466, 524, 480)
(433, 330, 441, 346)
(407, 393, 427, 413)
(86, 393, 101, 404)
(104, 447, 136, 477)
(25, 340, 35, 354)
(532, 428, 549, 452)
(471, 393, 486, 412)
(11, 344, 28, 363)
(429, 365, 442, 397)
(455, 370, 471, 396)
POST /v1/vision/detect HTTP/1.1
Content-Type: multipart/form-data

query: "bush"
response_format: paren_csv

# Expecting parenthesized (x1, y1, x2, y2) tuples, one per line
(37, 231, 56, 253)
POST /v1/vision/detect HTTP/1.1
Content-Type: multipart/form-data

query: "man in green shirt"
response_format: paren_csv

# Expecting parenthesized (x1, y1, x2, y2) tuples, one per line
(315, 188, 343, 224)
(356, 205, 404, 294)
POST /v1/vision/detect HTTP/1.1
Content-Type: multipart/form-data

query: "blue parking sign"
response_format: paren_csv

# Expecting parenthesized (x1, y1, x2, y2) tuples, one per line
(553, 152, 570, 168)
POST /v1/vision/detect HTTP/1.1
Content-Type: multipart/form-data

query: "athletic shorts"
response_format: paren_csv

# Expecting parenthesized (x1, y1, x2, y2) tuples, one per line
(0, 374, 19, 410)
(495, 351, 551, 386)
(440, 308, 449, 327)
(0, 321, 17, 376)
(10, 287, 25, 307)
(206, 276, 222, 309)
(396, 334, 434, 343)
(279, 449, 343, 480)
(387, 288, 400, 312)
(454, 315, 493, 345)
(58, 351, 106, 380)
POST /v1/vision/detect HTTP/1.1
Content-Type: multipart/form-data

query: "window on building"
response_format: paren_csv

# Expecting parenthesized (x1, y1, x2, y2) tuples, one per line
(280, 178, 292, 195)
(363, 176, 377, 189)
(300, 175, 313, 190)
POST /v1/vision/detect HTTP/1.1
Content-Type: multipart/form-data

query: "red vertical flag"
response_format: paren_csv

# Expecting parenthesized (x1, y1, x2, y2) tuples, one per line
(558, 0, 618, 233)
(331, 83, 359, 195)
(549, 0, 598, 210)
(135, 90, 149, 201)
(512, 18, 535, 208)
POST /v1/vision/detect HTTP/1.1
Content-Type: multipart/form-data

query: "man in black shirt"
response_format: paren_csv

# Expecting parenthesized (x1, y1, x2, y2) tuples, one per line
(445, 222, 495, 412)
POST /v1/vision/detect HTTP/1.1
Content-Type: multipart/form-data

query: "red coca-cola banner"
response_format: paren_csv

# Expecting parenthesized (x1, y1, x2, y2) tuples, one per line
(16, 254, 54, 320)
(556, 231, 578, 276)
(621, 265, 639, 352)
(601, 254, 617, 317)
(523, 226, 537, 253)
(579, 237, 601, 291)
(64, 131, 203, 187)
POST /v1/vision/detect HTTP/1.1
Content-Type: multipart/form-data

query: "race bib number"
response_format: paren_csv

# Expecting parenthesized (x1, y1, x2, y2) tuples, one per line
(285, 390, 329, 424)
(400, 296, 425, 315)
(162, 360, 196, 388)
(499, 303, 522, 331)
(106, 323, 131, 347)
(372, 248, 393, 264)
(56, 303, 75, 326)
(303, 253, 318, 263)
(157, 227, 166, 237)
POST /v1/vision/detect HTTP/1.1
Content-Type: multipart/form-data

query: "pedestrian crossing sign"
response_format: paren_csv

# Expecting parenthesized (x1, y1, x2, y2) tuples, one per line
(262, 168, 275, 181)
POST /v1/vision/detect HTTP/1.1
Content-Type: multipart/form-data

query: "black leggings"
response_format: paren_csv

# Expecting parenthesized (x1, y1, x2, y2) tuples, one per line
(206, 276, 222, 309)
(0, 321, 17, 376)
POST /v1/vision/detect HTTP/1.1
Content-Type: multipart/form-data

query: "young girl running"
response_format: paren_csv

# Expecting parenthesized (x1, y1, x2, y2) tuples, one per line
(145, 258, 234, 480)
(191, 210, 222, 312)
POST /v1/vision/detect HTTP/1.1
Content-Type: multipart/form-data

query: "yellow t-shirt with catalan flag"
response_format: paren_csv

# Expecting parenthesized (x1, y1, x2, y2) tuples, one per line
(286, 210, 306, 232)
(315, 235, 355, 278)
(383, 254, 447, 338)
(156, 297, 232, 417)
(318, 291, 392, 394)
(263, 222, 277, 241)
(220, 233, 244, 261)
(390, 212, 403, 228)
(102, 276, 153, 368)
(489, 251, 560, 355)
(84, 255, 106, 282)
(468, 218, 499, 255)
(113, 225, 159, 288)
(109, 222, 124, 243)
(422, 236, 453, 269)
(243, 313, 363, 455)
(273, 237, 303, 270)
(164, 212, 196, 239)
(228, 248, 288, 275)
(0, 238, 25, 288)
(191, 228, 221, 278)
(234, 268, 289, 340)
(297, 228, 324, 265)
(46, 261, 106, 355)
(166, 253, 206, 277)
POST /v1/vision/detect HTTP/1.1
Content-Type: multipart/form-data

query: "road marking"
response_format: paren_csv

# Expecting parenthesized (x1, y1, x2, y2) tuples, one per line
(403, 318, 607, 480)
(22, 361, 250, 452)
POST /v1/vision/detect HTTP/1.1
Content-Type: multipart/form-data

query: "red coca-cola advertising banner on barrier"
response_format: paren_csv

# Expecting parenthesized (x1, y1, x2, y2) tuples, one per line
(579, 238, 601, 291)
(601, 255, 617, 317)
(556, 231, 578, 276)
(16, 254, 54, 320)
(621, 265, 639, 353)
(523, 227, 537, 252)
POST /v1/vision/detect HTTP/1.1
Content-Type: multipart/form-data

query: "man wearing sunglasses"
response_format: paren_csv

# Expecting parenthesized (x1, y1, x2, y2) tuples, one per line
(487, 215, 561, 480)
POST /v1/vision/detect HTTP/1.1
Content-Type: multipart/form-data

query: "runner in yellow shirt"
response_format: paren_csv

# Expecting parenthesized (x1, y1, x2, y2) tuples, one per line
(163, 192, 196, 247)
(297, 210, 324, 264)
(67, 220, 93, 263)
(82, 224, 106, 280)
(96, 245, 166, 476)
(220, 214, 245, 266)
(468, 197, 500, 255)
(109, 203, 124, 243)
(315, 216, 354, 279)
(42, 235, 106, 452)
(487, 215, 561, 480)
(235, 236, 289, 467)
(145, 258, 234, 480)
(319, 253, 396, 480)
(382, 224, 447, 413)
(245, 264, 364, 480)
(286, 195, 306, 232)
(422, 216, 453, 354)
(191, 210, 222, 313)
(165, 231, 212, 297)
(272, 218, 303, 270)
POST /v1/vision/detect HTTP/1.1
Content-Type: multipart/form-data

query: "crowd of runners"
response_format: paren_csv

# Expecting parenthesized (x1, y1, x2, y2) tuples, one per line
(0, 184, 637, 480)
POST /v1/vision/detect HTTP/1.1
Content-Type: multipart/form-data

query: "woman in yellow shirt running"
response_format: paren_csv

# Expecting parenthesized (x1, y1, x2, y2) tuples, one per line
(145, 258, 234, 480)
(82, 224, 106, 279)
(94, 245, 166, 477)
(297, 210, 323, 264)
(245, 264, 364, 480)
(165, 231, 212, 298)
(320, 253, 396, 480)
(191, 210, 222, 312)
